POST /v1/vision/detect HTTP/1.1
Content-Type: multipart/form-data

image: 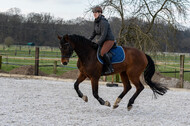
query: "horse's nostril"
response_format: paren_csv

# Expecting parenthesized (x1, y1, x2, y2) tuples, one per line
(63, 62, 68, 65)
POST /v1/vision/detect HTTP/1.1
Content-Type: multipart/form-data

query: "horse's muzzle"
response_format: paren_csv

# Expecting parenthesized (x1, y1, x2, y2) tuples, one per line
(61, 58, 69, 65)
(62, 62, 68, 65)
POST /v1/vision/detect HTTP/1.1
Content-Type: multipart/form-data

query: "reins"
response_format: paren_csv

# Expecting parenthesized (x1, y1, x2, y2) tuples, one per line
(62, 49, 95, 58)
(60, 34, 97, 59)
(62, 54, 77, 58)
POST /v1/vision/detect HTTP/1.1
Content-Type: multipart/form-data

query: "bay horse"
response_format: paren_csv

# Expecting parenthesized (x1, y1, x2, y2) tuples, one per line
(58, 34, 168, 110)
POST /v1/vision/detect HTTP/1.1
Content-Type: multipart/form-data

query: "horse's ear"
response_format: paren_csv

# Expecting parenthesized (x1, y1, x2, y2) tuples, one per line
(57, 35, 62, 40)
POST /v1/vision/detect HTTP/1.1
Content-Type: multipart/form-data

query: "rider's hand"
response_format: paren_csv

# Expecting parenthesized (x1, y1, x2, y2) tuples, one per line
(91, 42, 99, 49)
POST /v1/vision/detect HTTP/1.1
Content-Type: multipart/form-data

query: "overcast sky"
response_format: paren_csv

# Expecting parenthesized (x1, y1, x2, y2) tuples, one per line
(0, 0, 189, 27)
(0, 0, 101, 20)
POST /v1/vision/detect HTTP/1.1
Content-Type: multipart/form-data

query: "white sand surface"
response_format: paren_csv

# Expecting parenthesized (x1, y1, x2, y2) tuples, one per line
(0, 77, 190, 126)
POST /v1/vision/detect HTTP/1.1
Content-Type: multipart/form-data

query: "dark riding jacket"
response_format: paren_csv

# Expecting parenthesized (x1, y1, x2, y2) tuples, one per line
(89, 15, 115, 46)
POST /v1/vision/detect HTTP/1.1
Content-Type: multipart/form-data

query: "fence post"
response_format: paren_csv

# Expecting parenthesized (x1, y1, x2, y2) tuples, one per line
(53, 61, 57, 74)
(0, 55, 2, 69)
(29, 48, 31, 55)
(175, 69, 176, 78)
(179, 55, 185, 88)
(35, 47, 39, 76)
(6, 56, 8, 66)
(112, 75, 114, 83)
(15, 49, 17, 56)
(103, 76, 107, 81)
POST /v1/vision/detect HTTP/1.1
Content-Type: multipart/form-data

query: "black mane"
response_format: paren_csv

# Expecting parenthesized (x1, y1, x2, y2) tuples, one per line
(67, 34, 96, 58)
(69, 34, 92, 47)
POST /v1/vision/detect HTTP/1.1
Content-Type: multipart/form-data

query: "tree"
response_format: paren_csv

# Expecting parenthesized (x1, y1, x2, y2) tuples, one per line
(6, 7, 21, 15)
(92, 0, 190, 51)
(4, 36, 14, 47)
(0, 7, 190, 52)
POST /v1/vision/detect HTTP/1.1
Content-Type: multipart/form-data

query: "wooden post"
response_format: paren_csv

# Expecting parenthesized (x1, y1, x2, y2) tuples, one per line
(15, 50, 17, 56)
(53, 61, 57, 74)
(6, 56, 8, 66)
(179, 55, 185, 88)
(106, 75, 118, 87)
(29, 48, 31, 55)
(111, 75, 114, 84)
(175, 69, 176, 78)
(0, 55, 2, 69)
(103, 76, 107, 81)
(35, 47, 39, 76)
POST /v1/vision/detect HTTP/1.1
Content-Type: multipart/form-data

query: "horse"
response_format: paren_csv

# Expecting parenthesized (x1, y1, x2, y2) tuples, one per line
(58, 34, 168, 110)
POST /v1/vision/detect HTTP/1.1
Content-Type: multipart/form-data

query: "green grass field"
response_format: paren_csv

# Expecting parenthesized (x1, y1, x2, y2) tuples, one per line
(1, 45, 190, 82)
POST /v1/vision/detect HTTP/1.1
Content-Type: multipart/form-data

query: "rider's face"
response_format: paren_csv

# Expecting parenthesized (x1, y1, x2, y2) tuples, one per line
(93, 12, 101, 19)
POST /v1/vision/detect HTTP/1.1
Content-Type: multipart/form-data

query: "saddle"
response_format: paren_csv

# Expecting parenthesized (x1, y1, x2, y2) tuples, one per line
(97, 46, 125, 65)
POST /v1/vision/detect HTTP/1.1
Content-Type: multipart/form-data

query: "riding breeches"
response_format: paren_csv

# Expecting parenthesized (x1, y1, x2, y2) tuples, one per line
(100, 40, 115, 57)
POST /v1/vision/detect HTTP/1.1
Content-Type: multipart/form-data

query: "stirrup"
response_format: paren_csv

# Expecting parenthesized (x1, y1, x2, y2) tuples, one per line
(105, 70, 112, 74)
(104, 66, 114, 74)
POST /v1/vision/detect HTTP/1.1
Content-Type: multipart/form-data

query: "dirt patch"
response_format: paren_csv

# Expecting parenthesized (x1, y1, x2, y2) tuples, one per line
(46, 69, 80, 79)
(0, 69, 8, 74)
(9, 65, 47, 76)
(141, 72, 190, 89)
(154, 72, 190, 89)
(4, 65, 80, 79)
(60, 69, 79, 79)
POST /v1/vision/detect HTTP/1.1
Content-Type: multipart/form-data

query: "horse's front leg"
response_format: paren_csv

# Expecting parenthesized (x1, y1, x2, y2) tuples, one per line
(74, 72, 88, 102)
(91, 78, 111, 107)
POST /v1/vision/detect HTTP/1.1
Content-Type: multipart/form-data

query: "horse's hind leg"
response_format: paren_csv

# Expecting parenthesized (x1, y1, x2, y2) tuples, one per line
(127, 76, 144, 111)
(74, 72, 88, 102)
(113, 71, 132, 109)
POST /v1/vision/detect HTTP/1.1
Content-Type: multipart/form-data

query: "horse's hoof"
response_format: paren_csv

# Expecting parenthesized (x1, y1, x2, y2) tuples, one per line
(113, 98, 121, 109)
(127, 105, 133, 111)
(104, 101, 111, 107)
(113, 104, 119, 109)
(82, 95, 88, 102)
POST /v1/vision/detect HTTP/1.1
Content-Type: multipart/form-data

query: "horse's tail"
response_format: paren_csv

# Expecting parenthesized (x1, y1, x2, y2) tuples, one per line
(144, 54, 168, 98)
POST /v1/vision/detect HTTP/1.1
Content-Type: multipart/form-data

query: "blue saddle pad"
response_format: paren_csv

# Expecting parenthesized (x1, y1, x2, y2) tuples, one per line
(97, 46, 125, 64)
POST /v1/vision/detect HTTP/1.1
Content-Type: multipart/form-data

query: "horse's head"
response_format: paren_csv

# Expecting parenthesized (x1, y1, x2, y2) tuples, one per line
(58, 34, 74, 65)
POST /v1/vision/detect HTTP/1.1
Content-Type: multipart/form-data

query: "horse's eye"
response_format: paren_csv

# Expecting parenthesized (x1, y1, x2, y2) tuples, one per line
(59, 44, 66, 49)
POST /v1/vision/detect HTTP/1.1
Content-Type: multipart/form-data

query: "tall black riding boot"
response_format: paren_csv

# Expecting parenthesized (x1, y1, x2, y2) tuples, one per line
(103, 53, 114, 74)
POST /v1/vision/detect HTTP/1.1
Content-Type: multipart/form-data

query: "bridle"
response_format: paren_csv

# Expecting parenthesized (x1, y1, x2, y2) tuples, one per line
(59, 35, 90, 59)
(59, 41, 74, 58)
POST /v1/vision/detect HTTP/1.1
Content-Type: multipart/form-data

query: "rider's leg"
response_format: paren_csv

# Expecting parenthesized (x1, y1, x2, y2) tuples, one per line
(100, 40, 115, 74)
(103, 53, 114, 74)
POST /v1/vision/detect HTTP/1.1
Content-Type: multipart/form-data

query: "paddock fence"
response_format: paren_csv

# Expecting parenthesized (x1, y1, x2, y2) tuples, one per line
(0, 45, 190, 87)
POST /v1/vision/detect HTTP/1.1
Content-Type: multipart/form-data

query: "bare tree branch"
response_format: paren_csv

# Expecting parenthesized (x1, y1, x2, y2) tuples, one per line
(87, 0, 190, 51)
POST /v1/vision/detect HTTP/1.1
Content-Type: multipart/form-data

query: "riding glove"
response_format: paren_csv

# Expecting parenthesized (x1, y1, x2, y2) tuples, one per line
(91, 42, 99, 49)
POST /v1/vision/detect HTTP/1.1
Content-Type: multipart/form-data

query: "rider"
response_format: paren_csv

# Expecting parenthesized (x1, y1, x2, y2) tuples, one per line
(89, 6, 115, 74)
